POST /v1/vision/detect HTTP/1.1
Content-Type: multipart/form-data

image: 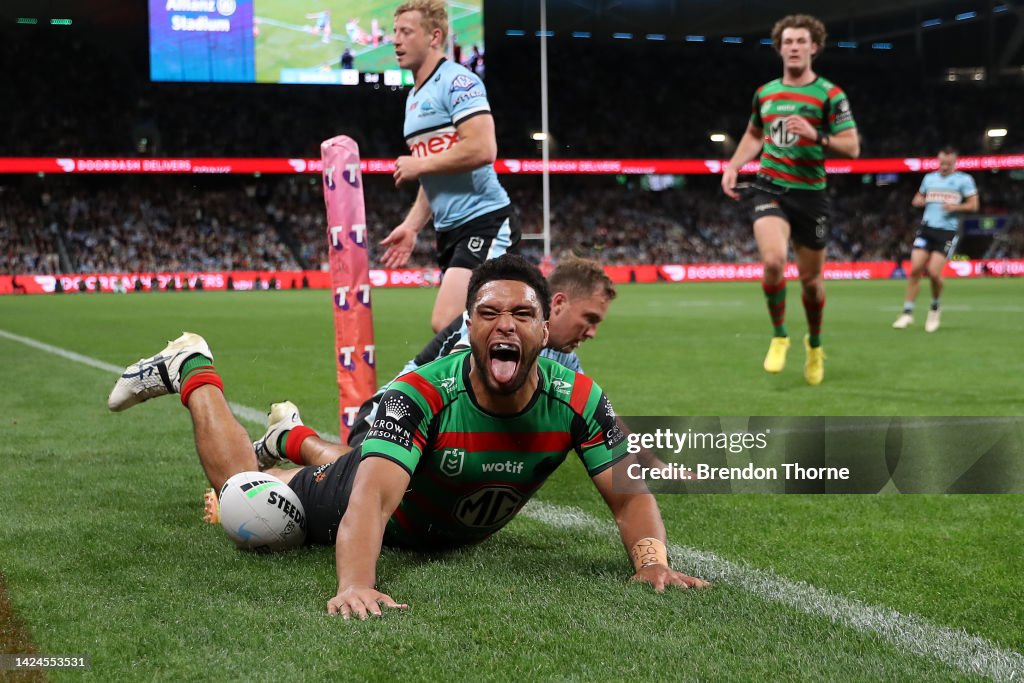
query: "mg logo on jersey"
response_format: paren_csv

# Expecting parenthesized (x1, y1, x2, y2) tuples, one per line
(768, 119, 799, 148)
(454, 486, 523, 528)
(440, 448, 466, 477)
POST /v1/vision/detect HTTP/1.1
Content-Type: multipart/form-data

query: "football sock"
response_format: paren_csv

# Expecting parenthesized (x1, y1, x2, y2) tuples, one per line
(179, 354, 223, 407)
(930, 299, 940, 311)
(903, 302, 914, 314)
(762, 280, 787, 338)
(803, 294, 825, 348)
(281, 426, 318, 466)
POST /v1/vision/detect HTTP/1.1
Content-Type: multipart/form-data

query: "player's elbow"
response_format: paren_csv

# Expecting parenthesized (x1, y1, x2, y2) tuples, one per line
(475, 138, 498, 166)
(846, 138, 861, 159)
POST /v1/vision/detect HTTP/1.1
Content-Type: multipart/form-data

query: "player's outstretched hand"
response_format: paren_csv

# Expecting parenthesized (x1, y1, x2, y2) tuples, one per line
(380, 226, 417, 268)
(630, 565, 710, 593)
(721, 166, 740, 200)
(327, 587, 409, 619)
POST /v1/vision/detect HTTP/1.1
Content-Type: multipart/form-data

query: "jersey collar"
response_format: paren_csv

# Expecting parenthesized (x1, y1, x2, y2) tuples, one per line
(414, 57, 447, 95)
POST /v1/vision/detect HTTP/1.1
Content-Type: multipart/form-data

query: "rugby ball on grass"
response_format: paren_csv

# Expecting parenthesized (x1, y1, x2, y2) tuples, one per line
(218, 472, 306, 551)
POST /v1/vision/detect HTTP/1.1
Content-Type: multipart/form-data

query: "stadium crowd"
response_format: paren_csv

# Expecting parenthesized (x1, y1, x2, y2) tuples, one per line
(3, 174, 1022, 275)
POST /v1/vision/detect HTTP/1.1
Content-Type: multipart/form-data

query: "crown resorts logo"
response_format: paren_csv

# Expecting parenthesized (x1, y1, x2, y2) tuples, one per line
(383, 396, 411, 421)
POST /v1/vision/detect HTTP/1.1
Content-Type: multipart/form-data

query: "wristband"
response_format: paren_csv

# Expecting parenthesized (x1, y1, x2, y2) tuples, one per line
(631, 537, 669, 571)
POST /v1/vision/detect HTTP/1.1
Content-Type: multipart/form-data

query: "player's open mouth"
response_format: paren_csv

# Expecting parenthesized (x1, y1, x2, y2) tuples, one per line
(489, 342, 521, 385)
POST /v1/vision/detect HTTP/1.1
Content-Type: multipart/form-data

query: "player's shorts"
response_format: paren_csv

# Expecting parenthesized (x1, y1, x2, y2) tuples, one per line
(912, 225, 959, 259)
(287, 447, 362, 546)
(742, 177, 831, 251)
(436, 205, 519, 271)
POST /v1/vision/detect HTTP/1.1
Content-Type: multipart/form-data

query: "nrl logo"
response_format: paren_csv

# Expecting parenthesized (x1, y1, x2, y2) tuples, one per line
(440, 448, 466, 477)
(551, 378, 571, 394)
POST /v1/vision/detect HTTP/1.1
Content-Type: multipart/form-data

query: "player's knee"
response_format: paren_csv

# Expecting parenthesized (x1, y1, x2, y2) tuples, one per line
(797, 269, 822, 289)
(762, 257, 786, 281)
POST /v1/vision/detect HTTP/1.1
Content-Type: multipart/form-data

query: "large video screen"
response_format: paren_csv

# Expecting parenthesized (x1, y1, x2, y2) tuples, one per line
(149, 0, 485, 85)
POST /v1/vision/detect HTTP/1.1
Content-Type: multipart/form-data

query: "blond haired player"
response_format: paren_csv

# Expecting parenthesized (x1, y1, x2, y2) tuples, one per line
(382, 0, 518, 333)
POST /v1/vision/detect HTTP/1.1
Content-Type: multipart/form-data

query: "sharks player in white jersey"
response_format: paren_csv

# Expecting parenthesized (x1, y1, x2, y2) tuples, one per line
(892, 147, 979, 333)
(382, 0, 518, 333)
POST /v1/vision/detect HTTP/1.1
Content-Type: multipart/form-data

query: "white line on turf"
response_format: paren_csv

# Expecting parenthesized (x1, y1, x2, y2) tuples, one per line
(3, 327, 1023, 680)
(0, 328, 267, 425)
(522, 501, 1024, 682)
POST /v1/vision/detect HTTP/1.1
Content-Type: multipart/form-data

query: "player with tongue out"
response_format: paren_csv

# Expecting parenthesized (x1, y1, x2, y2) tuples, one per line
(107, 253, 708, 620)
(325, 254, 708, 618)
(468, 275, 548, 402)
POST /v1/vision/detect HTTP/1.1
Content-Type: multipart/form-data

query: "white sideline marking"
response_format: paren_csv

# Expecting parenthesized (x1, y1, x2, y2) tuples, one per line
(523, 501, 1024, 682)
(0, 328, 267, 425)
(4, 327, 1023, 681)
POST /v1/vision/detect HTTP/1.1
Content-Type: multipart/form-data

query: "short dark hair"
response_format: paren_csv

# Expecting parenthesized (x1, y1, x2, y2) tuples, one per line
(466, 254, 551, 319)
(939, 145, 959, 156)
(548, 256, 617, 301)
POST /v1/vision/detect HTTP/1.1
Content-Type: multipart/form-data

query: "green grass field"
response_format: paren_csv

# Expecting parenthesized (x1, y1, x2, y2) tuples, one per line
(1, 279, 1023, 680)
(254, 0, 484, 82)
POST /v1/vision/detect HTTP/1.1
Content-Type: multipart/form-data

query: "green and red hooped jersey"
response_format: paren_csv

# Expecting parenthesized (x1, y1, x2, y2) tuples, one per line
(359, 350, 626, 551)
(750, 77, 856, 191)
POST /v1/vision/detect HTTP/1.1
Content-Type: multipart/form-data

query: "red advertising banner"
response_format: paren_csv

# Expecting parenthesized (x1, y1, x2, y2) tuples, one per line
(4, 260, 1019, 294)
(0, 271, 333, 294)
(652, 259, 1024, 282)
(3, 155, 1024, 175)
(2, 260, 1021, 296)
(321, 137, 377, 441)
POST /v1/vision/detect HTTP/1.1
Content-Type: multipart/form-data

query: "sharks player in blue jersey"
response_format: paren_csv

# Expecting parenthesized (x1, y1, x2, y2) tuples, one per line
(892, 147, 979, 333)
(382, 0, 518, 333)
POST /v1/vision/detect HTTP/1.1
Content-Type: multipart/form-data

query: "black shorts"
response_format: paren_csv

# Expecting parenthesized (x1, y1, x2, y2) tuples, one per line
(286, 447, 362, 546)
(742, 178, 831, 251)
(436, 205, 519, 271)
(913, 225, 959, 259)
(345, 393, 380, 448)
